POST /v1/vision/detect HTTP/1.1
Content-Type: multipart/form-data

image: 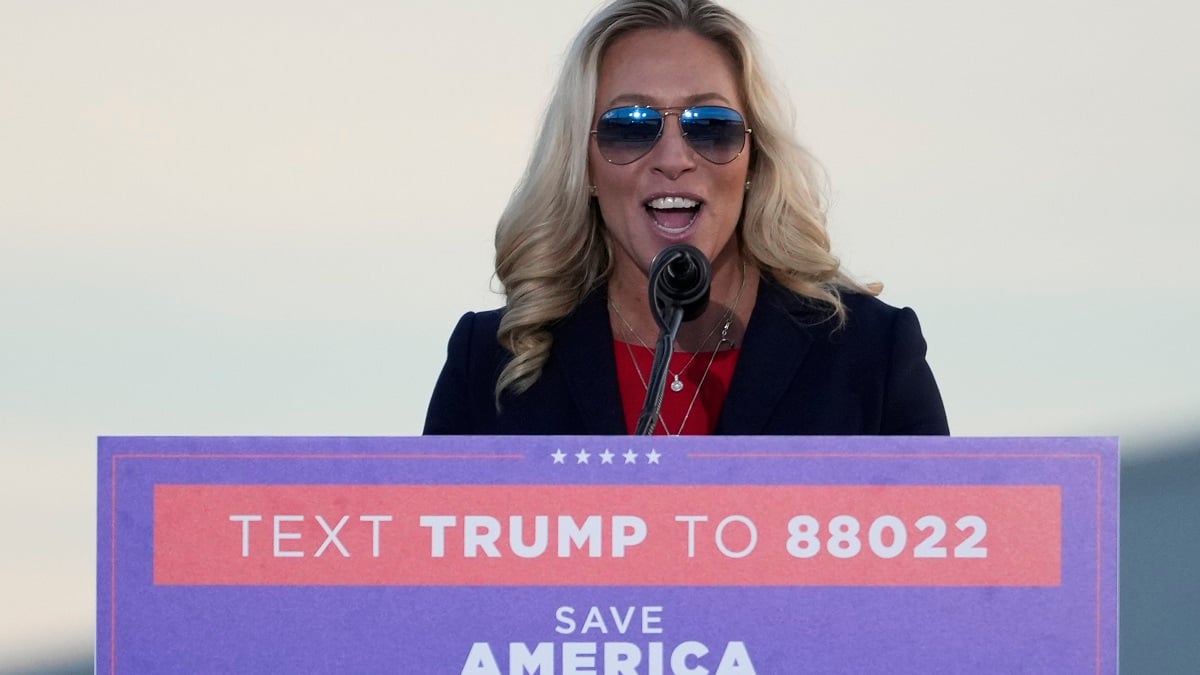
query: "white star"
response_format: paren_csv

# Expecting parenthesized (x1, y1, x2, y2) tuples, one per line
(623, 449, 639, 464)
(600, 449, 615, 464)
(646, 449, 662, 464)
(551, 449, 566, 464)
(575, 449, 591, 464)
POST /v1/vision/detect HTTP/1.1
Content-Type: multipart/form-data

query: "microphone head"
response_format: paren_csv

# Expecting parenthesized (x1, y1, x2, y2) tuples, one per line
(649, 244, 711, 326)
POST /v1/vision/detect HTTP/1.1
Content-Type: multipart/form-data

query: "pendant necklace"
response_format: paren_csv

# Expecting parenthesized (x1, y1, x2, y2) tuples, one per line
(610, 259, 746, 394)
(612, 303, 730, 393)
(619, 319, 730, 435)
(609, 260, 748, 434)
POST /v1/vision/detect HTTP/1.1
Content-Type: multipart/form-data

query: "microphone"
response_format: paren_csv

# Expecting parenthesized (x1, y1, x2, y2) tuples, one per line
(635, 245, 712, 435)
(649, 244, 711, 327)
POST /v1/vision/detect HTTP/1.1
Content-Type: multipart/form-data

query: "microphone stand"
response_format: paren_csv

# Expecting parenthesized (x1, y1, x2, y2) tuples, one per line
(634, 245, 711, 435)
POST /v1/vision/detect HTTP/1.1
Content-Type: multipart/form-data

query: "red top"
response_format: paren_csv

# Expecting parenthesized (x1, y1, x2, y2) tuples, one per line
(613, 340, 741, 435)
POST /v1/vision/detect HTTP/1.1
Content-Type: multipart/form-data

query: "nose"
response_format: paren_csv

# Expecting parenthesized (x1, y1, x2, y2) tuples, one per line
(648, 113, 697, 179)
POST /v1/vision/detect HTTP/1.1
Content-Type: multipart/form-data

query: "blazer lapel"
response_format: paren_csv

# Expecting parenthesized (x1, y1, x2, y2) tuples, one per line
(553, 286, 628, 435)
(716, 278, 816, 434)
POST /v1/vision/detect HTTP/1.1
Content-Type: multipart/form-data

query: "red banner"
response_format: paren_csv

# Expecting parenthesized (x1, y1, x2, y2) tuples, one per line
(154, 484, 1060, 586)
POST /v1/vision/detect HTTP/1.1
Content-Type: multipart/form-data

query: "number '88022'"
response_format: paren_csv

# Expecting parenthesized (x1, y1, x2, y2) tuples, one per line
(785, 515, 988, 559)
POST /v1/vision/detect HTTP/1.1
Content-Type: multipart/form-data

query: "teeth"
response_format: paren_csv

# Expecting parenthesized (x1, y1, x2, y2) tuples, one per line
(647, 196, 699, 209)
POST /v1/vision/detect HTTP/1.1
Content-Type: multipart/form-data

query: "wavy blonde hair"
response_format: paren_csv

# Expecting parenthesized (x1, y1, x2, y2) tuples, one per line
(493, 0, 869, 401)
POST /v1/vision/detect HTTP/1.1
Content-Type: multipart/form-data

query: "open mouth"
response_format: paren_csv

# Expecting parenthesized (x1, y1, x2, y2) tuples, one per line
(645, 196, 701, 234)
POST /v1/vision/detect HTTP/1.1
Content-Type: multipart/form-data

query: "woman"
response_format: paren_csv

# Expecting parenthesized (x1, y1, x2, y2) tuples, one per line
(424, 0, 948, 436)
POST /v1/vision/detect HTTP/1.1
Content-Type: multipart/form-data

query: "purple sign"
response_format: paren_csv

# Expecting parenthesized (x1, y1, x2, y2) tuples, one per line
(98, 436, 1117, 673)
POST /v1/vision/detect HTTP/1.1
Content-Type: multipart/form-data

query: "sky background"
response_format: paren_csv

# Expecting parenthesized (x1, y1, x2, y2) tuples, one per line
(1, 0, 1198, 668)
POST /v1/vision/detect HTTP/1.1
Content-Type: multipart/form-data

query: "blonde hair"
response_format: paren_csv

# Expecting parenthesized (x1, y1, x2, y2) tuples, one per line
(493, 0, 867, 401)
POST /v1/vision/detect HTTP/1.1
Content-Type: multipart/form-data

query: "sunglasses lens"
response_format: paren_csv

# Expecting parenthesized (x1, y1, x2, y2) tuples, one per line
(680, 107, 748, 164)
(594, 107, 664, 164)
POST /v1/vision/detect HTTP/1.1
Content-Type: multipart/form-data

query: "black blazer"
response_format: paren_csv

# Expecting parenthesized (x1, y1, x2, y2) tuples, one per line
(424, 276, 948, 435)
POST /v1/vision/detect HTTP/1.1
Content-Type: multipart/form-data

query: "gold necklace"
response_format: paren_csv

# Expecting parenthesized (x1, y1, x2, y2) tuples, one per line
(619, 319, 731, 435)
(610, 260, 747, 394)
(611, 303, 728, 393)
(610, 260, 748, 434)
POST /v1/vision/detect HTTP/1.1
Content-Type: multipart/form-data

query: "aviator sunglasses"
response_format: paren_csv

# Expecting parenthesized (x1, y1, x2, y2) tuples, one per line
(591, 105, 752, 165)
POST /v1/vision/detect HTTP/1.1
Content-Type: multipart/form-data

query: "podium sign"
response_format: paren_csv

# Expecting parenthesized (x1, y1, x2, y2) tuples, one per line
(98, 436, 1117, 674)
